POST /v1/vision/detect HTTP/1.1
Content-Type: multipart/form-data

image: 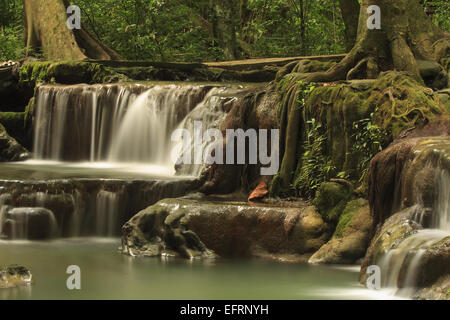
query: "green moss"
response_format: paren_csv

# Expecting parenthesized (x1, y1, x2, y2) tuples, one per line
(19, 61, 129, 88)
(270, 71, 449, 199)
(312, 181, 352, 222)
(333, 198, 367, 238)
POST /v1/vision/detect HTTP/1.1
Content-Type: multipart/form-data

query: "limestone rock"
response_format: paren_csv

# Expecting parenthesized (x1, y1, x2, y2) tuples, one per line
(121, 198, 330, 259)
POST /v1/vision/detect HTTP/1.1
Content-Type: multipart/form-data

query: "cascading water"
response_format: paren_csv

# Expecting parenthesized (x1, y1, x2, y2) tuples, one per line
(4, 82, 247, 238)
(376, 169, 450, 297)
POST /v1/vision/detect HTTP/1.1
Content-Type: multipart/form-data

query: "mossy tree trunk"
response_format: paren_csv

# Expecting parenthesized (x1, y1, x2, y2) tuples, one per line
(24, 0, 121, 60)
(307, 0, 449, 83)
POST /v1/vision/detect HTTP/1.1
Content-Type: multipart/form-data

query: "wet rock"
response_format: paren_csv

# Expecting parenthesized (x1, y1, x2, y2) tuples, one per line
(0, 177, 201, 238)
(360, 206, 450, 291)
(309, 199, 372, 264)
(418, 276, 450, 300)
(122, 198, 330, 259)
(369, 135, 450, 230)
(2, 207, 57, 240)
(0, 123, 29, 162)
(0, 265, 33, 288)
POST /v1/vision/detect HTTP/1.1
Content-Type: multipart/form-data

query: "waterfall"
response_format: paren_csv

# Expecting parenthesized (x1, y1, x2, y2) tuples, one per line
(376, 168, 450, 297)
(22, 82, 246, 237)
(33, 83, 217, 169)
(95, 190, 120, 237)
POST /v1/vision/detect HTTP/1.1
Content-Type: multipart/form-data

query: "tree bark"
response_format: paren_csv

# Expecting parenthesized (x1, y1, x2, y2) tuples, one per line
(338, 0, 360, 51)
(306, 0, 449, 84)
(210, 0, 239, 60)
(23, 0, 121, 60)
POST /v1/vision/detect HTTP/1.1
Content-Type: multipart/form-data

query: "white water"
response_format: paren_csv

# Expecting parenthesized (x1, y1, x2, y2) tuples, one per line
(2, 83, 245, 239)
(377, 169, 450, 297)
(32, 83, 239, 176)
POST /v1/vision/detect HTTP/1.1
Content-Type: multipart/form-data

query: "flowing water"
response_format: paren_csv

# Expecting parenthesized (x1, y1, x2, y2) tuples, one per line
(2, 81, 443, 299)
(376, 169, 450, 297)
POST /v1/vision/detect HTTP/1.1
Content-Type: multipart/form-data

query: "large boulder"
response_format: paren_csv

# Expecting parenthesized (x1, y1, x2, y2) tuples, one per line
(309, 198, 372, 264)
(122, 197, 330, 260)
(369, 134, 450, 230)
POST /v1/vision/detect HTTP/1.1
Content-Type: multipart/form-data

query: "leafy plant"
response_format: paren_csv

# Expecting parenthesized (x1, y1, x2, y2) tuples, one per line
(295, 117, 335, 198)
(352, 113, 386, 182)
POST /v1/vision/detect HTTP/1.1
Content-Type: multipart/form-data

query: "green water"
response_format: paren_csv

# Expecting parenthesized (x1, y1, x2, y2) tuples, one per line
(0, 238, 394, 300)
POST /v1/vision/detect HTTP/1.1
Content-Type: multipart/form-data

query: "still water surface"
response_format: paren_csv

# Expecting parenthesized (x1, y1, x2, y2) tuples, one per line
(0, 238, 396, 300)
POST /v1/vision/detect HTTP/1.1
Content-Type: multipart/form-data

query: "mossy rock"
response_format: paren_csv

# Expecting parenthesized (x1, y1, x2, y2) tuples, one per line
(334, 198, 368, 238)
(309, 198, 372, 265)
(271, 71, 448, 198)
(19, 61, 129, 88)
(312, 181, 352, 223)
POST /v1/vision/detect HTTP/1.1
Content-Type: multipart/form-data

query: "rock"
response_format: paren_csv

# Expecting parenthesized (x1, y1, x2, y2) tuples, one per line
(121, 198, 330, 260)
(312, 181, 352, 223)
(418, 276, 450, 300)
(2, 207, 57, 240)
(369, 134, 450, 230)
(360, 206, 450, 291)
(0, 265, 33, 288)
(0, 177, 201, 238)
(309, 199, 372, 264)
(0, 123, 29, 162)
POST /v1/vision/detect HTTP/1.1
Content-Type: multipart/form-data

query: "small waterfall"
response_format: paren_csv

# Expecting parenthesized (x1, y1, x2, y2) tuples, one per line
(33, 83, 212, 169)
(433, 170, 450, 230)
(376, 168, 450, 297)
(94, 190, 120, 237)
(0, 207, 58, 240)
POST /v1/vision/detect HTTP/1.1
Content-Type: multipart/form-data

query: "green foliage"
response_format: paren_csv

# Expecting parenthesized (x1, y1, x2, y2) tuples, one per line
(294, 117, 335, 198)
(293, 81, 336, 198)
(352, 113, 386, 182)
(0, 0, 24, 61)
(422, 1, 450, 32)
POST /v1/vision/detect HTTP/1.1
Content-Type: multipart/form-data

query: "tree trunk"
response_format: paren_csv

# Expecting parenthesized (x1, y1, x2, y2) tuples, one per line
(307, 0, 449, 84)
(24, 0, 121, 60)
(210, 0, 238, 60)
(338, 0, 360, 51)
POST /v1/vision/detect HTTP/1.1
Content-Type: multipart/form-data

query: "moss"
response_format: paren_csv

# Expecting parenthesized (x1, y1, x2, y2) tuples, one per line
(312, 182, 352, 222)
(270, 71, 448, 198)
(333, 198, 366, 238)
(293, 59, 337, 73)
(19, 61, 129, 88)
